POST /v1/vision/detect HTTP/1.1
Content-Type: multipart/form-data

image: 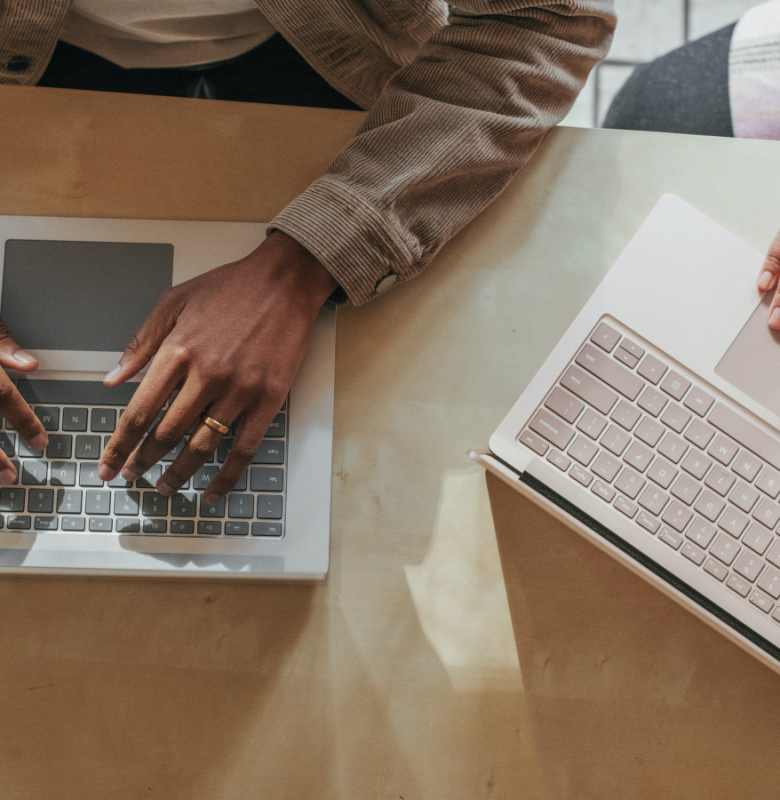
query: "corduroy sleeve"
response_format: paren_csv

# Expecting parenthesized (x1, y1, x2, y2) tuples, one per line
(270, 1, 615, 305)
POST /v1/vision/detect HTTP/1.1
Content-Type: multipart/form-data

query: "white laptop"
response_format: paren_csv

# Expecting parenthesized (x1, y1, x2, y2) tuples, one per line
(0, 215, 334, 579)
(474, 194, 780, 676)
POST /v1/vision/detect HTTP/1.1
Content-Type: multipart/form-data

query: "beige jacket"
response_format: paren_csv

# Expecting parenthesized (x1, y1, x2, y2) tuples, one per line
(0, 1, 616, 304)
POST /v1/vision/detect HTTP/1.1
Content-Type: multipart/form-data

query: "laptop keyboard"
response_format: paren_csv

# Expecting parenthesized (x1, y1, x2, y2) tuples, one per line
(519, 321, 780, 626)
(0, 380, 285, 538)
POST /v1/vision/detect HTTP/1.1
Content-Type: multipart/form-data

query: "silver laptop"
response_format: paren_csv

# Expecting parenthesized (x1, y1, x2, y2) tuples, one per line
(0, 215, 334, 579)
(474, 194, 780, 676)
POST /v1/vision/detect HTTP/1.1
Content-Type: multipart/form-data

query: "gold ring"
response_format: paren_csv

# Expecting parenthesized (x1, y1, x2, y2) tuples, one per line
(202, 415, 230, 435)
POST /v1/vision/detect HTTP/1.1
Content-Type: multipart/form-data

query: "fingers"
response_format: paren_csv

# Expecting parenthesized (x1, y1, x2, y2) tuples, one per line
(0, 318, 39, 373)
(759, 230, 780, 329)
(0, 371, 47, 463)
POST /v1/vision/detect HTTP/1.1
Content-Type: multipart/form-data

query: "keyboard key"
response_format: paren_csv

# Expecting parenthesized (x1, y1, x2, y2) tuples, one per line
(257, 496, 283, 519)
(62, 407, 88, 432)
(171, 492, 197, 517)
(19, 379, 137, 406)
(34, 406, 59, 431)
(18, 440, 43, 458)
(661, 403, 692, 434)
(693, 491, 725, 523)
(637, 354, 667, 385)
(614, 348, 639, 368)
(591, 452, 621, 482)
(592, 481, 615, 500)
(34, 516, 57, 531)
(684, 419, 716, 450)
(610, 400, 641, 431)
(7, 514, 31, 530)
(658, 527, 683, 550)
(734, 551, 764, 582)
(637, 387, 667, 417)
(142, 492, 168, 517)
(225, 521, 250, 536)
(730, 481, 759, 513)
(704, 466, 736, 497)
(708, 436, 738, 466)
(758, 566, 780, 599)
(726, 574, 751, 597)
(615, 467, 644, 499)
(624, 441, 654, 472)
(250, 467, 284, 493)
(636, 510, 660, 533)
(75, 435, 101, 459)
(252, 522, 283, 537)
(569, 464, 592, 487)
(670, 474, 700, 506)
(28, 488, 53, 514)
(171, 520, 195, 534)
(635, 417, 664, 448)
(561, 366, 618, 415)
(619, 338, 644, 359)
(200, 496, 225, 518)
(0, 432, 15, 457)
(114, 490, 140, 516)
(638, 486, 669, 516)
(684, 386, 715, 416)
(265, 414, 286, 438)
(711, 534, 740, 566)
(575, 344, 644, 400)
(660, 370, 691, 401)
(0, 488, 24, 512)
(708, 402, 780, 472)
(79, 463, 103, 487)
(57, 489, 82, 514)
(49, 460, 76, 486)
(137, 465, 162, 489)
(518, 429, 548, 455)
(732, 451, 763, 483)
(193, 465, 219, 490)
(704, 558, 728, 581)
(197, 520, 222, 535)
(600, 423, 631, 455)
(752, 497, 780, 530)
(85, 490, 111, 515)
(576, 409, 608, 439)
(547, 450, 571, 471)
(682, 542, 706, 565)
(567, 436, 598, 466)
(687, 517, 718, 548)
(90, 408, 116, 432)
(757, 467, 780, 499)
(228, 493, 254, 519)
(590, 322, 621, 352)
(647, 458, 677, 490)
(46, 435, 73, 460)
(544, 387, 584, 423)
(743, 523, 774, 556)
(662, 500, 693, 532)
(681, 450, 712, 481)
(89, 518, 113, 532)
(253, 441, 285, 465)
(143, 519, 167, 534)
(750, 590, 773, 613)
(614, 496, 637, 518)
(718, 506, 749, 538)
(116, 518, 140, 533)
(528, 409, 575, 450)
(657, 432, 687, 464)
(21, 460, 47, 485)
(108, 474, 133, 488)
(61, 517, 86, 531)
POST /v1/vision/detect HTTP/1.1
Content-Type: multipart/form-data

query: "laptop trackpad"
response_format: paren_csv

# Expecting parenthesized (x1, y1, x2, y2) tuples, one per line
(716, 290, 780, 417)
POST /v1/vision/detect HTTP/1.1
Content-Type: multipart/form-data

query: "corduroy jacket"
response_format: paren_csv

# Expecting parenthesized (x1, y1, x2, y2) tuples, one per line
(0, 1, 616, 304)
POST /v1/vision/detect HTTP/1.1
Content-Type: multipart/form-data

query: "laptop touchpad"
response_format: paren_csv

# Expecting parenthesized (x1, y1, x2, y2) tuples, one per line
(716, 290, 780, 418)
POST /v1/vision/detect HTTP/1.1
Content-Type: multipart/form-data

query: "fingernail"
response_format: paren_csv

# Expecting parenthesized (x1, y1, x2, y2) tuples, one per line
(759, 270, 774, 290)
(157, 481, 174, 497)
(122, 466, 142, 481)
(770, 308, 780, 328)
(203, 493, 222, 505)
(31, 433, 48, 450)
(0, 467, 16, 484)
(103, 364, 122, 383)
(98, 464, 116, 481)
(12, 350, 37, 366)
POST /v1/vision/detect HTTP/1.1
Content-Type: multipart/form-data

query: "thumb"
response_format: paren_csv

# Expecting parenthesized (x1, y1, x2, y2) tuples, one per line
(104, 291, 181, 385)
(0, 318, 38, 372)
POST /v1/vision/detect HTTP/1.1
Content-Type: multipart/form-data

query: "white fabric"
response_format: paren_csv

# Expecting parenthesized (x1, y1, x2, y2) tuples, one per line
(60, 0, 277, 69)
(729, 0, 780, 139)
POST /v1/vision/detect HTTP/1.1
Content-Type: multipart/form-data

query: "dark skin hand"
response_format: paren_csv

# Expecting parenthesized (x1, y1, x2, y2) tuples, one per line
(97, 231, 337, 503)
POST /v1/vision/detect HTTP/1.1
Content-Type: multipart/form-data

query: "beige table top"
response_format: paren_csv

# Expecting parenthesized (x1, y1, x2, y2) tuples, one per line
(1, 84, 779, 799)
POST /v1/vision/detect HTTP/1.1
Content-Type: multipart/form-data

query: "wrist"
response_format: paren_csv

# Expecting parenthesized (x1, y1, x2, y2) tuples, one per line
(263, 231, 339, 307)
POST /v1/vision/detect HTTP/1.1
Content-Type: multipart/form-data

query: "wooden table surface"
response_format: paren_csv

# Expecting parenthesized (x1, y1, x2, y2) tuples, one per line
(1, 84, 780, 799)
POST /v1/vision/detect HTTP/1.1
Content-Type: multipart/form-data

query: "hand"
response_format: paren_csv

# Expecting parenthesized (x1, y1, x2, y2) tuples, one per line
(97, 231, 338, 503)
(0, 323, 49, 484)
(758, 229, 780, 328)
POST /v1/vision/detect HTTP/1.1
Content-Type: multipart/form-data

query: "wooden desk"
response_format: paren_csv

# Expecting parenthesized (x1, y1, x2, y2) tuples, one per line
(1, 84, 779, 798)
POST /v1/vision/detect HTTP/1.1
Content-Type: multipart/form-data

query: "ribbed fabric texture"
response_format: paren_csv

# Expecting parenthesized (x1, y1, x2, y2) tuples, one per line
(2, 0, 615, 305)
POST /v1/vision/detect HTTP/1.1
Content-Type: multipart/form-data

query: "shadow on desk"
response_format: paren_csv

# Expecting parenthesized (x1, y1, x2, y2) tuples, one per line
(488, 471, 780, 800)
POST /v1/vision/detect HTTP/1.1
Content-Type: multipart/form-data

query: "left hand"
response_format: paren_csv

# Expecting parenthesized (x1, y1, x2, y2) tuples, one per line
(97, 231, 337, 503)
(758, 229, 780, 328)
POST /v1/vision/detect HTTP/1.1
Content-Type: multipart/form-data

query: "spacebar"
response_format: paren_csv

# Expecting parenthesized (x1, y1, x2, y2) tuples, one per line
(17, 379, 138, 406)
(708, 403, 780, 471)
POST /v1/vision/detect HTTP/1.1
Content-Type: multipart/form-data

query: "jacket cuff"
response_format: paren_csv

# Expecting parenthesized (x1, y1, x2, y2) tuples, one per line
(269, 176, 415, 306)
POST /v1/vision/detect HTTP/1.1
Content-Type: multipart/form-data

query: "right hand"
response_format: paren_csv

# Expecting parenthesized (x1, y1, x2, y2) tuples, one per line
(0, 320, 49, 484)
